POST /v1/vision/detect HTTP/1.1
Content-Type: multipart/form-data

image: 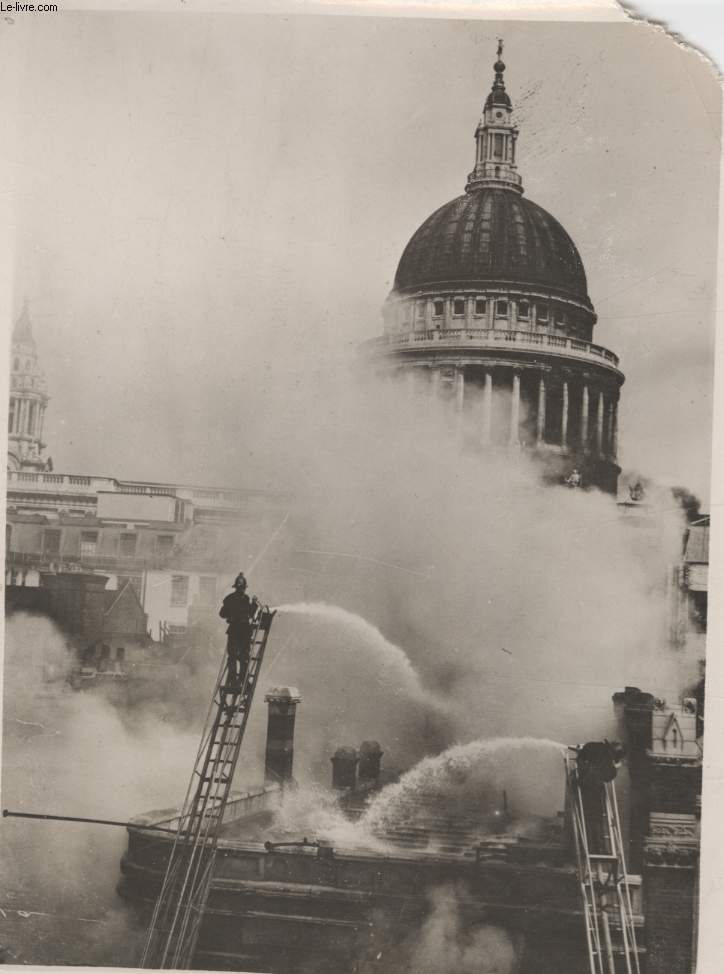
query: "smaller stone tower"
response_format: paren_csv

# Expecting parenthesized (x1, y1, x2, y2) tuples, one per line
(8, 302, 49, 472)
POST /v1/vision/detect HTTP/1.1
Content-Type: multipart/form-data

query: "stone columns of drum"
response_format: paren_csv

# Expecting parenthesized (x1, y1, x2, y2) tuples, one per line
(596, 390, 604, 455)
(605, 396, 616, 457)
(561, 380, 569, 449)
(406, 369, 415, 403)
(456, 368, 465, 414)
(612, 399, 619, 458)
(536, 376, 546, 445)
(482, 371, 493, 444)
(509, 372, 520, 446)
(581, 383, 589, 450)
(430, 367, 440, 400)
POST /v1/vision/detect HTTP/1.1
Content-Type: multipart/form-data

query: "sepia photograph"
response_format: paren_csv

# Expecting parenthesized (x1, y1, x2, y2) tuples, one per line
(0, 4, 720, 973)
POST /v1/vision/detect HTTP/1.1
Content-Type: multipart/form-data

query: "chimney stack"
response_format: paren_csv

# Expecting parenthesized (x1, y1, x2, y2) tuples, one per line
(358, 741, 383, 787)
(264, 686, 301, 786)
(331, 747, 359, 790)
(40, 571, 109, 641)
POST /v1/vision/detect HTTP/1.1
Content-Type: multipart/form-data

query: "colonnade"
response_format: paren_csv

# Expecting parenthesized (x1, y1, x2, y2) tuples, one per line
(403, 364, 619, 458)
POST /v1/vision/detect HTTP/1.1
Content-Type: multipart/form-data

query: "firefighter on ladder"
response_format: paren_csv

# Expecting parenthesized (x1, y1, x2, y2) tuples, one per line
(219, 573, 259, 686)
(576, 740, 625, 854)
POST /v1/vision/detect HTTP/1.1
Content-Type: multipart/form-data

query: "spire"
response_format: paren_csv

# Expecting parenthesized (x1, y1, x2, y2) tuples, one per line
(465, 40, 523, 195)
(486, 39, 511, 110)
(13, 299, 35, 348)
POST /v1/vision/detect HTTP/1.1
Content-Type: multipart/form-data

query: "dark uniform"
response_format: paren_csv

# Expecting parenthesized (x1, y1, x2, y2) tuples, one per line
(219, 586, 257, 684)
(576, 741, 624, 855)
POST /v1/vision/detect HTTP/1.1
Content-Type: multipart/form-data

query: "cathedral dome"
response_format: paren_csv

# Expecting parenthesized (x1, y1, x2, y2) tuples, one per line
(393, 188, 592, 309)
(364, 42, 624, 496)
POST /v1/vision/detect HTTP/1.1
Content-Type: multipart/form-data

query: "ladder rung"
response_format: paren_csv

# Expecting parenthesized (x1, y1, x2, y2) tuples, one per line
(141, 614, 275, 969)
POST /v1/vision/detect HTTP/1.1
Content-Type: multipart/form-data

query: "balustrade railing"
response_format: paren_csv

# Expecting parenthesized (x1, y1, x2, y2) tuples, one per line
(362, 328, 620, 368)
(6, 550, 179, 573)
(7, 471, 117, 492)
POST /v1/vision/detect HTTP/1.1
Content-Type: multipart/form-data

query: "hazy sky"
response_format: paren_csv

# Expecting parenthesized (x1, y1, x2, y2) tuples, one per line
(5, 13, 720, 501)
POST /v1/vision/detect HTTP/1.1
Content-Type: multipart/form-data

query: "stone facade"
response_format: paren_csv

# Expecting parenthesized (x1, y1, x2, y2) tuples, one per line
(6, 470, 289, 641)
(614, 688, 702, 973)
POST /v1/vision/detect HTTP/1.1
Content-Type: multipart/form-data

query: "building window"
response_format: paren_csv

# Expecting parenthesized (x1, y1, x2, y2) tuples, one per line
(119, 533, 137, 557)
(690, 591, 708, 634)
(518, 301, 530, 320)
(475, 298, 487, 316)
(494, 133, 504, 158)
(199, 576, 217, 602)
(554, 309, 566, 328)
(43, 529, 61, 556)
(171, 575, 189, 607)
(6, 524, 12, 552)
(453, 298, 465, 316)
(416, 301, 426, 320)
(80, 531, 98, 558)
(156, 534, 174, 558)
(8, 400, 15, 433)
(433, 299, 444, 318)
(495, 299, 509, 318)
(537, 303, 549, 323)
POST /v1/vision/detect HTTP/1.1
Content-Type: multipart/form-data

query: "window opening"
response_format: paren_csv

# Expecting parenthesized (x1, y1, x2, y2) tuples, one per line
(80, 531, 98, 558)
(43, 529, 61, 556)
(120, 533, 137, 557)
(171, 575, 189, 607)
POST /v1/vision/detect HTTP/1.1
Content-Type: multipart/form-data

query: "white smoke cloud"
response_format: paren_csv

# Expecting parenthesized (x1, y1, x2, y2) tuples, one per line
(245, 366, 694, 781)
(404, 884, 521, 974)
(0, 612, 202, 966)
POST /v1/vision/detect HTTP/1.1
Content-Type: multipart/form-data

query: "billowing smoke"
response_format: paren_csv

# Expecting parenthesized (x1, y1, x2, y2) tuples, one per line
(402, 884, 521, 974)
(670, 485, 703, 524)
(240, 365, 693, 787)
(2, 345, 701, 967)
(1, 612, 203, 966)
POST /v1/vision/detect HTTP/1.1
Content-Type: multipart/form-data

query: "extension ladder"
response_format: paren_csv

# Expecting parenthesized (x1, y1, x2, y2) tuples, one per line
(139, 605, 276, 970)
(564, 750, 642, 974)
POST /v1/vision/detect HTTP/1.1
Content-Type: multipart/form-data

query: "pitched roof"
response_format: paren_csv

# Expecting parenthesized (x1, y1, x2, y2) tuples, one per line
(684, 525, 709, 564)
